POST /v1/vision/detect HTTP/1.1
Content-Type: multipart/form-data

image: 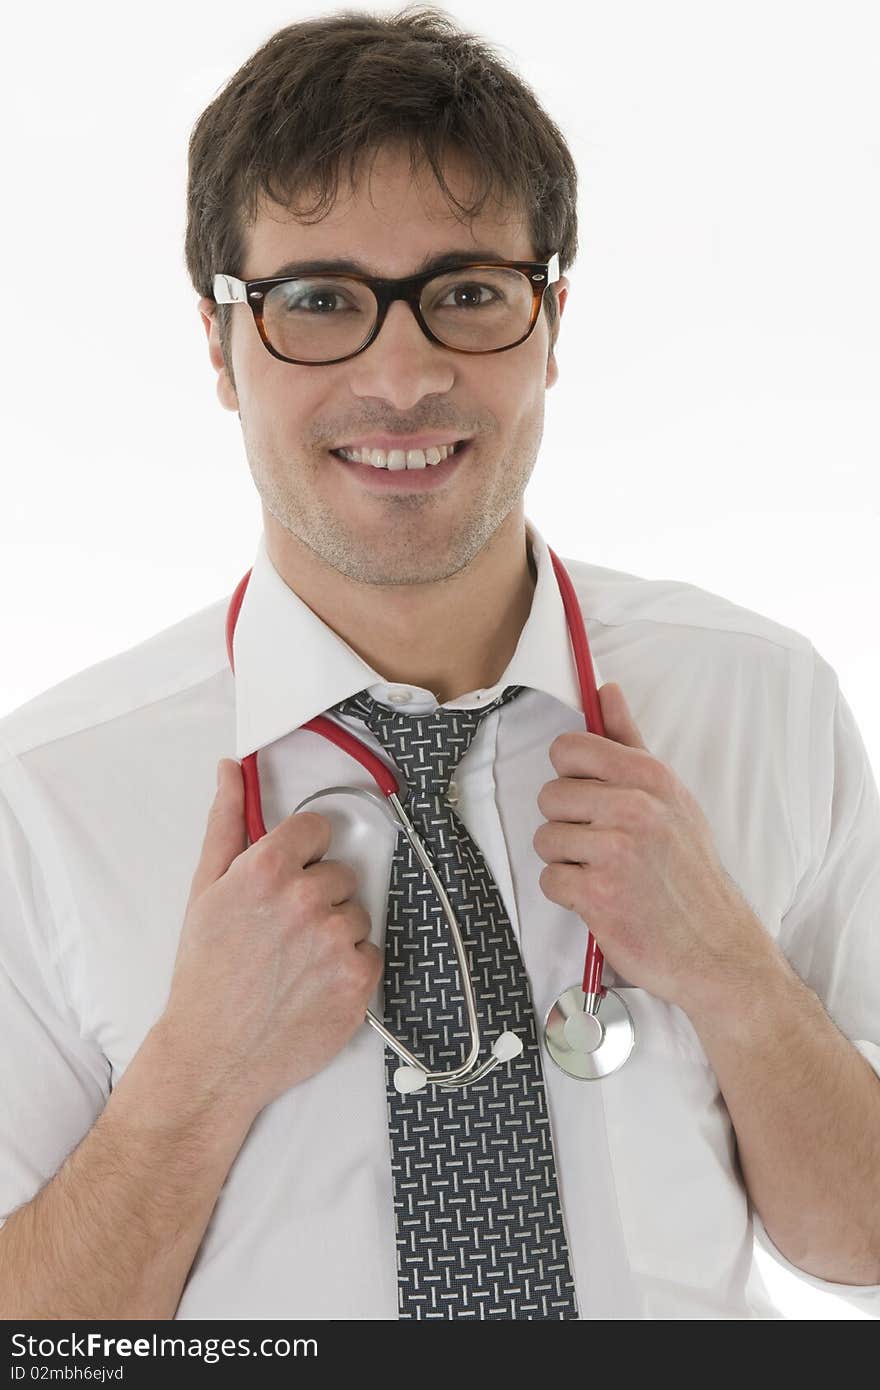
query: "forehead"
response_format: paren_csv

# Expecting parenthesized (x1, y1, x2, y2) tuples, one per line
(242, 141, 534, 277)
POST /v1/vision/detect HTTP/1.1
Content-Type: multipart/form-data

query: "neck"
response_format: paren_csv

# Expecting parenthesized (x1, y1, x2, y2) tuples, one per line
(264, 508, 537, 705)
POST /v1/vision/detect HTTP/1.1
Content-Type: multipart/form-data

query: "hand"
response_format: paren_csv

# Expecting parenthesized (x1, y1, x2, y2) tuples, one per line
(159, 759, 383, 1121)
(533, 682, 770, 1011)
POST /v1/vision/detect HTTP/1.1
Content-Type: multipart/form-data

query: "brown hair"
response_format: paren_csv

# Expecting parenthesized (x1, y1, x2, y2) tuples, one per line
(185, 4, 578, 386)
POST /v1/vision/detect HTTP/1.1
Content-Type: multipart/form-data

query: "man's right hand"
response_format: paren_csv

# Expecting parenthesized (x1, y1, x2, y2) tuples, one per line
(158, 758, 383, 1121)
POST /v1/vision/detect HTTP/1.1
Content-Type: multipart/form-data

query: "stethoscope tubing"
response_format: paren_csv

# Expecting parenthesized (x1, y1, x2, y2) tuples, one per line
(293, 782, 484, 1085)
(224, 544, 612, 1086)
(546, 549, 607, 1007)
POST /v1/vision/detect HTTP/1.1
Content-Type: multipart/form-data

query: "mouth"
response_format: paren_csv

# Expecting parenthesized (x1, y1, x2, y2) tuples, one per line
(328, 438, 471, 490)
(329, 439, 469, 468)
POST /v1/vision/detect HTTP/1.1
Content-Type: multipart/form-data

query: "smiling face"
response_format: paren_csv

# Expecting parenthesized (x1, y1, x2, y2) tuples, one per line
(200, 141, 568, 588)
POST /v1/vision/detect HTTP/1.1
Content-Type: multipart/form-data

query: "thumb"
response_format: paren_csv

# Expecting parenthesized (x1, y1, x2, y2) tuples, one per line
(597, 682, 648, 751)
(189, 758, 249, 902)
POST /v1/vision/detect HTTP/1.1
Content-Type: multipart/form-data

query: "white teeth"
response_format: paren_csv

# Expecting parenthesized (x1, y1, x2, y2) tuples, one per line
(336, 443, 460, 468)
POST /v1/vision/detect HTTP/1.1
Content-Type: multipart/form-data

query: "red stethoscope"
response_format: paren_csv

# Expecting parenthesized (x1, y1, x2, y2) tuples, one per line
(225, 547, 635, 1088)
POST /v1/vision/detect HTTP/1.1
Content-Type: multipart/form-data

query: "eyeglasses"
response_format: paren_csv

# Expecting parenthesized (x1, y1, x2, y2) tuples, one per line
(212, 254, 560, 366)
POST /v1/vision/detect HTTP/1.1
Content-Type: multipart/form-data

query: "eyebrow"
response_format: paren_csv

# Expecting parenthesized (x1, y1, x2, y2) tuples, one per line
(263, 248, 517, 279)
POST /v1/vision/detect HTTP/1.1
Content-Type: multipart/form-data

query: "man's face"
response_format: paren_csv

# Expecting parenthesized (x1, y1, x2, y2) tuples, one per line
(200, 142, 568, 587)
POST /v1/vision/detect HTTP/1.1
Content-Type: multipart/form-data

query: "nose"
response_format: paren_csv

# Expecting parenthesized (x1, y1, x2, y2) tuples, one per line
(347, 300, 455, 411)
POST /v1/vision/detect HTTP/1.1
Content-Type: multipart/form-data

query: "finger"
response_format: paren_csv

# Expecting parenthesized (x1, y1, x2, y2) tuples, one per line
(535, 824, 624, 868)
(335, 900, 374, 945)
(300, 858, 359, 907)
(538, 779, 625, 824)
(533, 821, 592, 865)
(189, 758, 248, 902)
(274, 809, 334, 869)
(354, 938, 384, 981)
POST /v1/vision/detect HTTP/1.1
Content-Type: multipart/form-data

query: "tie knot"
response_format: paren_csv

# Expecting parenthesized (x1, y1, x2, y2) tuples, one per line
(332, 685, 525, 804)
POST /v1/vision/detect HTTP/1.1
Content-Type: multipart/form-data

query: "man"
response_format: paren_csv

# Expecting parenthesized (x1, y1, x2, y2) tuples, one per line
(1, 9, 878, 1320)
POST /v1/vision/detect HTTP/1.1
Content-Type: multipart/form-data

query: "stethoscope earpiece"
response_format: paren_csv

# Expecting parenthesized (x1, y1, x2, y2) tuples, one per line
(492, 1031, 524, 1063)
(393, 1065, 429, 1094)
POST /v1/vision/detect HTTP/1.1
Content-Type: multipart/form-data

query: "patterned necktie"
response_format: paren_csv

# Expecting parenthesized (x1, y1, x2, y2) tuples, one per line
(331, 685, 579, 1320)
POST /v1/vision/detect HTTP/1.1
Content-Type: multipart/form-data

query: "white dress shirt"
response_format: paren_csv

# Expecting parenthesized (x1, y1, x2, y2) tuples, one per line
(1, 516, 878, 1320)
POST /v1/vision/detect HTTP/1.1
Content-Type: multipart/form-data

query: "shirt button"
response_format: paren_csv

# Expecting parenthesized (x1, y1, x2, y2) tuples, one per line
(386, 687, 413, 704)
(447, 779, 459, 806)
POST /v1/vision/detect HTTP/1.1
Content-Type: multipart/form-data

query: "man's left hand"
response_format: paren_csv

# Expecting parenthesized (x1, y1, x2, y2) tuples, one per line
(533, 681, 774, 1011)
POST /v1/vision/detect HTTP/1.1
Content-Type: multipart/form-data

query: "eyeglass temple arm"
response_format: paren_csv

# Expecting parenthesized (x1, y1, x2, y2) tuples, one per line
(212, 274, 248, 304)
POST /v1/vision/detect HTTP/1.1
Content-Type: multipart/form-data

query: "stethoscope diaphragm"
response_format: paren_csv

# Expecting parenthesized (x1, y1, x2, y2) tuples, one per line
(544, 986, 635, 1079)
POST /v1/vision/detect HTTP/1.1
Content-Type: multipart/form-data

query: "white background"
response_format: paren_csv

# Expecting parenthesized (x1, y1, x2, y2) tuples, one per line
(2, 0, 878, 1318)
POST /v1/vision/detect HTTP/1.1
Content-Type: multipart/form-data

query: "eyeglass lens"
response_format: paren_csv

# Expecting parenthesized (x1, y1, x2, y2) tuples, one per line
(260, 267, 536, 362)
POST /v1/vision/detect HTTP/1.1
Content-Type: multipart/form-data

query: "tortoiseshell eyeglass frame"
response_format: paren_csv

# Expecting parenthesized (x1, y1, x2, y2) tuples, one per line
(211, 253, 560, 366)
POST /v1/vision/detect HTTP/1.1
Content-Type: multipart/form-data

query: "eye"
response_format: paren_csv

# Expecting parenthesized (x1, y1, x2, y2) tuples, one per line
(285, 288, 353, 314)
(436, 281, 501, 310)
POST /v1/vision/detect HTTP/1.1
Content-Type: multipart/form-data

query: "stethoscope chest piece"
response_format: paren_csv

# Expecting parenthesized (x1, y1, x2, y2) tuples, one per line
(544, 986, 635, 1079)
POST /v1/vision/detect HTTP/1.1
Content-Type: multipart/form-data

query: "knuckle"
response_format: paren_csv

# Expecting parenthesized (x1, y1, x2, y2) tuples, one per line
(329, 945, 367, 1000)
(605, 830, 627, 863)
(357, 938, 382, 970)
(363, 954, 384, 992)
(593, 870, 618, 907)
(250, 841, 286, 893)
(643, 754, 672, 796)
(548, 734, 567, 765)
(333, 861, 358, 901)
(366, 942, 384, 980)
(291, 873, 326, 919)
(337, 950, 369, 994)
(295, 809, 332, 852)
(635, 786, 655, 815)
(538, 863, 556, 895)
(322, 908, 351, 941)
(351, 904, 373, 941)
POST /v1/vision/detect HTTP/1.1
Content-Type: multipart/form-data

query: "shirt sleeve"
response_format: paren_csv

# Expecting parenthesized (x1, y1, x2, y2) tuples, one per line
(761, 646, 880, 1311)
(0, 748, 110, 1232)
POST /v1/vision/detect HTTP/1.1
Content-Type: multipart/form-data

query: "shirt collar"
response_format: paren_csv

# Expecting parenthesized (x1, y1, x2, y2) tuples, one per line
(232, 516, 600, 758)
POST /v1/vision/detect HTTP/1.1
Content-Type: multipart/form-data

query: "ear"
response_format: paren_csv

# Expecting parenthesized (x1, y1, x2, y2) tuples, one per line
(197, 296, 239, 413)
(545, 277, 569, 390)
